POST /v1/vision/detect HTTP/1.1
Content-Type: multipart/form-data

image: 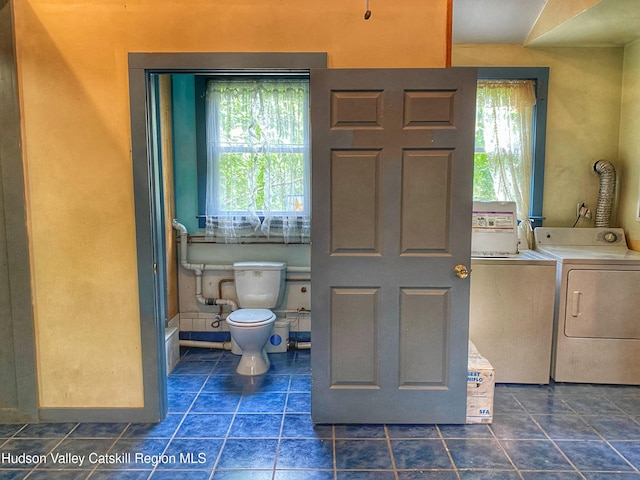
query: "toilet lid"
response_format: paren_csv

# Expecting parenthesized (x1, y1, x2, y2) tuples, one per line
(227, 308, 276, 325)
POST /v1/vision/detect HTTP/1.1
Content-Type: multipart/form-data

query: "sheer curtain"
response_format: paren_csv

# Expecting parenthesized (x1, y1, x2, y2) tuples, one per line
(477, 80, 536, 247)
(205, 79, 310, 243)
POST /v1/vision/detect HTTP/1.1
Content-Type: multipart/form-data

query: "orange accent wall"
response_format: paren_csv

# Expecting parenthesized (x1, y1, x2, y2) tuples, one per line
(12, 0, 451, 408)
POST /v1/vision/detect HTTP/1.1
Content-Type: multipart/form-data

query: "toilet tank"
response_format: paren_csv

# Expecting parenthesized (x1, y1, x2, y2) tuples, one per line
(233, 261, 286, 308)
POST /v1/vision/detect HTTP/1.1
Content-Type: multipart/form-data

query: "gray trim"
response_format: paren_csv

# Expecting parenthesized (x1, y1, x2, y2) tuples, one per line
(129, 52, 327, 423)
(128, 52, 327, 72)
(38, 408, 152, 424)
(0, 0, 39, 423)
(129, 65, 167, 423)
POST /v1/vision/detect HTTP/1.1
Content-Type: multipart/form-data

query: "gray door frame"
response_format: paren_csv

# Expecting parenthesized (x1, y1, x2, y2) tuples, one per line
(128, 52, 327, 422)
(0, 0, 39, 423)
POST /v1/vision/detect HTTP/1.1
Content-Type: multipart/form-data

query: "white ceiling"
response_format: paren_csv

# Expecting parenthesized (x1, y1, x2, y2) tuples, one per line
(452, 0, 640, 47)
(453, 0, 547, 44)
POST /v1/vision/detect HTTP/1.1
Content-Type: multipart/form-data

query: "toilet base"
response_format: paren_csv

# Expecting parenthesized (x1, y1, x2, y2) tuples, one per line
(236, 348, 271, 376)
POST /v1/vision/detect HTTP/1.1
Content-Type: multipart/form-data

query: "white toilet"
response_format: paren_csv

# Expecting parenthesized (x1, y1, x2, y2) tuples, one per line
(227, 261, 286, 375)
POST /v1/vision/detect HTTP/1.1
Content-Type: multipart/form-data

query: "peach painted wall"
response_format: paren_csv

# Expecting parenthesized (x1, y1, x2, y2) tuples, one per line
(12, 0, 450, 408)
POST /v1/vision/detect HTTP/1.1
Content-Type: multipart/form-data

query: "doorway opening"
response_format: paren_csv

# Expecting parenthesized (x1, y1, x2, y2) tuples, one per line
(128, 53, 327, 421)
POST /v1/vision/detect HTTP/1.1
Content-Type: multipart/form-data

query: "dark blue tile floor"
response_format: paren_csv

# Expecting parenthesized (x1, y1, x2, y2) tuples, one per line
(2, 348, 640, 479)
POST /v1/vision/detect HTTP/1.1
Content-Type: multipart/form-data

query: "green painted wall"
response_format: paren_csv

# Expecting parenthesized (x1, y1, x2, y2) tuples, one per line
(172, 75, 200, 235)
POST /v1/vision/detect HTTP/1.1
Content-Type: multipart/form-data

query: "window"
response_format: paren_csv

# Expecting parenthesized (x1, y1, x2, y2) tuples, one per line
(474, 67, 549, 244)
(201, 76, 310, 243)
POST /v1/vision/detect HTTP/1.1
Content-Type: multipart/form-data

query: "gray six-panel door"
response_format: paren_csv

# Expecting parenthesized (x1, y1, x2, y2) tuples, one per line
(310, 68, 477, 424)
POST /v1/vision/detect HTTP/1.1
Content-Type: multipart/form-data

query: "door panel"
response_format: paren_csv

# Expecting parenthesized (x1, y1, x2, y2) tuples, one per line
(311, 68, 477, 424)
(401, 150, 451, 253)
(399, 288, 449, 386)
(330, 91, 383, 128)
(565, 269, 640, 339)
(331, 151, 381, 254)
(403, 90, 456, 127)
(330, 288, 379, 386)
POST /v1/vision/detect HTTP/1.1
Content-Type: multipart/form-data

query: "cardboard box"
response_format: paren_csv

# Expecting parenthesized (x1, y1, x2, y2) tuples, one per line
(467, 341, 495, 424)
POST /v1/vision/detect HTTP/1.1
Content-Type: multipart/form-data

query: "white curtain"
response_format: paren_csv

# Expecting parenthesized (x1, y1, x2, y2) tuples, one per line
(477, 80, 536, 247)
(205, 79, 310, 243)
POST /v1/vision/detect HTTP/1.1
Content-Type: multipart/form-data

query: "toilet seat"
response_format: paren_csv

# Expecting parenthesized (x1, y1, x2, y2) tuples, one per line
(227, 308, 276, 328)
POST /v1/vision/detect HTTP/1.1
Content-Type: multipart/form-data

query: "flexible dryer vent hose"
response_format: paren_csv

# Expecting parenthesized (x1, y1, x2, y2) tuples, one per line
(593, 159, 616, 228)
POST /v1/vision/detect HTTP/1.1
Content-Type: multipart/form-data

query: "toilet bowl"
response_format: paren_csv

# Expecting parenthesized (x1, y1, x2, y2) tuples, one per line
(226, 309, 276, 375)
(228, 261, 286, 376)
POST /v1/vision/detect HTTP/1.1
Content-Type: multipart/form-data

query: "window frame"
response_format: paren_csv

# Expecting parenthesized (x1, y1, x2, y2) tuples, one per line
(477, 67, 549, 228)
(195, 72, 312, 228)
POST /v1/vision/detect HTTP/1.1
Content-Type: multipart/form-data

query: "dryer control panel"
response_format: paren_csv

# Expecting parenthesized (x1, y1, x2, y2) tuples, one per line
(535, 227, 626, 248)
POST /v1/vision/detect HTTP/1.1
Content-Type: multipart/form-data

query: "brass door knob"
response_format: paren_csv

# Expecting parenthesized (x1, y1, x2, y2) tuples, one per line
(454, 264, 469, 279)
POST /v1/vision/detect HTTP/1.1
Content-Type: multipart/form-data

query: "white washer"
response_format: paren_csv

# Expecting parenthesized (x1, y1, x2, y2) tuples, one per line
(469, 201, 557, 384)
(535, 227, 640, 384)
(469, 250, 556, 384)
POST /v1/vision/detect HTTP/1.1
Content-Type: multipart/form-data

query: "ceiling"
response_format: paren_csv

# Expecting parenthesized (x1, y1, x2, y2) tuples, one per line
(453, 0, 546, 45)
(452, 0, 640, 47)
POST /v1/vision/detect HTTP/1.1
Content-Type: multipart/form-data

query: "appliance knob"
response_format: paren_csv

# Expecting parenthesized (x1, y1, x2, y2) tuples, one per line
(603, 231, 618, 243)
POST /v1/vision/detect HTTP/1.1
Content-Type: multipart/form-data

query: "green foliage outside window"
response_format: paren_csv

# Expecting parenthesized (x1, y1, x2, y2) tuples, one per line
(473, 102, 496, 202)
(473, 152, 496, 201)
(218, 152, 305, 213)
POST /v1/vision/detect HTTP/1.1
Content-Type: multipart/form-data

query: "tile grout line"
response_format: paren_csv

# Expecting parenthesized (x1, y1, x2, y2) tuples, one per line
(204, 351, 239, 475)
(513, 392, 588, 480)
(22, 425, 77, 480)
(271, 372, 293, 480)
(0, 424, 27, 454)
(149, 351, 213, 479)
(567, 397, 640, 475)
(151, 348, 226, 479)
(332, 424, 337, 480)
(435, 424, 462, 480)
(382, 424, 400, 480)
(485, 414, 527, 480)
(85, 423, 137, 479)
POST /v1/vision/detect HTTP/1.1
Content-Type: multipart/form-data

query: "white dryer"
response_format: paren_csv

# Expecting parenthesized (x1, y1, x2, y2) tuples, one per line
(535, 227, 640, 384)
